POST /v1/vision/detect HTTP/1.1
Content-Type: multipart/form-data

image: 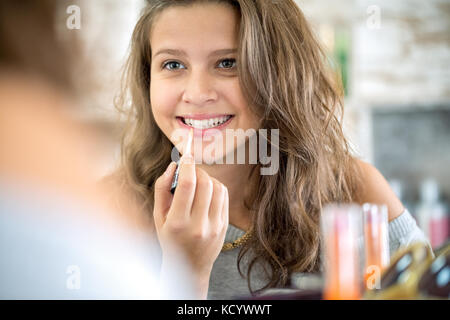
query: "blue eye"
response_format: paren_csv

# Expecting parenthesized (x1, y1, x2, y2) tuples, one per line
(218, 58, 236, 69)
(162, 61, 186, 70)
(161, 59, 236, 71)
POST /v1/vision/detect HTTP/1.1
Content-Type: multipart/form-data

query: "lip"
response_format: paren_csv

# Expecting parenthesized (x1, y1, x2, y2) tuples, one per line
(176, 115, 234, 137)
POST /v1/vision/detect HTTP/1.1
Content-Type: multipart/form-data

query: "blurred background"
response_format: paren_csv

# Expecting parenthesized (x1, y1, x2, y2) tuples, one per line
(59, 0, 449, 249)
(301, 0, 450, 250)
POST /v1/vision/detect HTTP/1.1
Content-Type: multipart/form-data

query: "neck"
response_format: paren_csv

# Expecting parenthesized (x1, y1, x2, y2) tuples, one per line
(197, 161, 254, 231)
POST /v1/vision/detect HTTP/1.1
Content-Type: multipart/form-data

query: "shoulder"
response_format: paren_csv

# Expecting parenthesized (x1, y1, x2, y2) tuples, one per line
(98, 169, 154, 229)
(354, 159, 405, 222)
(98, 169, 145, 207)
(97, 170, 128, 198)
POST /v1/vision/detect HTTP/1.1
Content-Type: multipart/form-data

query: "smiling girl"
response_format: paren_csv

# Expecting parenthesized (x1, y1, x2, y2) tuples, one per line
(107, 0, 430, 299)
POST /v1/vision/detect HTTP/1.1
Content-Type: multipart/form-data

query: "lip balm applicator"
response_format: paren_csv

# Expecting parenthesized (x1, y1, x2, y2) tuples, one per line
(170, 128, 194, 194)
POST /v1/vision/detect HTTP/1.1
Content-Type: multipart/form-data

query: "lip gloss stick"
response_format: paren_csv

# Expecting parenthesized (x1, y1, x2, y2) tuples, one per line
(171, 128, 193, 194)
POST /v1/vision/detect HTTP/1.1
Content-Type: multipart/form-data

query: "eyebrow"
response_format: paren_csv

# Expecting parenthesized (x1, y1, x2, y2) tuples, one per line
(152, 48, 237, 59)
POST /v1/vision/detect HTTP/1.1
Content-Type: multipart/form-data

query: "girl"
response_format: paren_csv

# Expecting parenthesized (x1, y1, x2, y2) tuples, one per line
(109, 0, 430, 299)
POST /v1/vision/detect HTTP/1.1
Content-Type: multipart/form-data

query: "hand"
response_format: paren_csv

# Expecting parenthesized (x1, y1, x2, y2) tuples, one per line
(153, 155, 229, 287)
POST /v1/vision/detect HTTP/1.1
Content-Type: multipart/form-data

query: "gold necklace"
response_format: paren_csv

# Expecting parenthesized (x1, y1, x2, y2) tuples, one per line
(221, 229, 253, 252)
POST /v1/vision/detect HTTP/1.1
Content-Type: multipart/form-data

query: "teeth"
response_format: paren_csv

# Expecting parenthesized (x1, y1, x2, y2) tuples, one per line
(183, 115, 232, 129)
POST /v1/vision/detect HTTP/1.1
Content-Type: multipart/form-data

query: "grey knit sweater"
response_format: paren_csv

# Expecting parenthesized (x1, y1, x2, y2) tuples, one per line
(207, 208, 431, 300)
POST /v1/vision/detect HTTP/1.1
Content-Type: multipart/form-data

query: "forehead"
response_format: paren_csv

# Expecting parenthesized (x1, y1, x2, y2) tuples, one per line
(150, 3, 240, 53)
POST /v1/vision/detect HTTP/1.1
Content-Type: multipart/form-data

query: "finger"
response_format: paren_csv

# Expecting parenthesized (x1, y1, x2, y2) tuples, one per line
(169, 154, 196, 221)
(153, 162, 177, 229)
(191, 168, 214, 223)
(208, 179, 226, 227)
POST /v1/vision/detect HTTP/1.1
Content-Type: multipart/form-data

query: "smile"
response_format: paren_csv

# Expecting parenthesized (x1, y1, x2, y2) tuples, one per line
(177, 114, 234, 130)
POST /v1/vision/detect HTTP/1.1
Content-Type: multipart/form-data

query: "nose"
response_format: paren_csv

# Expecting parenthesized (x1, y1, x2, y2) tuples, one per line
(181, 69, 218, 106)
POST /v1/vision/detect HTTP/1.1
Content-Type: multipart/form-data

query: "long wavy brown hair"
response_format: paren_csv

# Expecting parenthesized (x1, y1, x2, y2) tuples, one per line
(112, 0, 364, 294)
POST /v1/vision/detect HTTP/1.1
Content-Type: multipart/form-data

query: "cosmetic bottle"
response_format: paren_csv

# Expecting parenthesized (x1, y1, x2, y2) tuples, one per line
(321, 204, 363, 300)
(416, 179, 449, 249)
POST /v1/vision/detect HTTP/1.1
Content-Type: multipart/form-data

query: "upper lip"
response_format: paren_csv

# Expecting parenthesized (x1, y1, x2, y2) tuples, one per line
(177, 113, 234, 120)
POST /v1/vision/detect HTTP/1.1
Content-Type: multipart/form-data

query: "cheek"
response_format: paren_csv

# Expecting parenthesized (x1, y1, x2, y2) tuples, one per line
(150, 81, 178, 126)
(227, 81, 260, 129)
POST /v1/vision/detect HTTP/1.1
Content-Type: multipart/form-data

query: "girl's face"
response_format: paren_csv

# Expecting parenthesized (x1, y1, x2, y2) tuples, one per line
(150, 3, 260, 163)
